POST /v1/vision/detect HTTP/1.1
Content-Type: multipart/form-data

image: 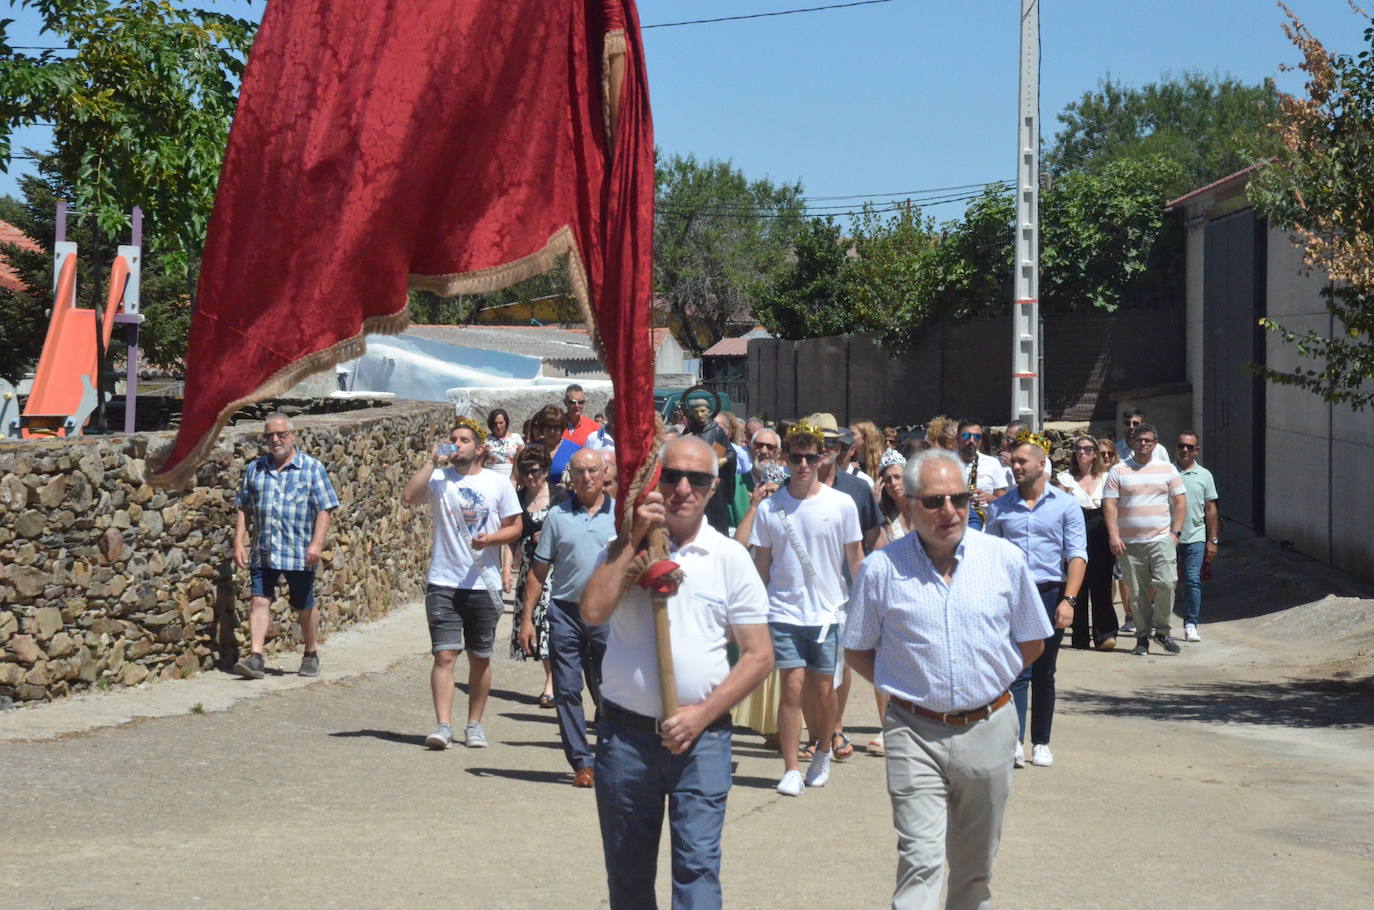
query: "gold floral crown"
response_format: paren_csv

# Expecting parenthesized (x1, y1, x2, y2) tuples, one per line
(785, 421, 825, 447)
(1014, 429, 1052, 456)
(453, 416, 488, 444)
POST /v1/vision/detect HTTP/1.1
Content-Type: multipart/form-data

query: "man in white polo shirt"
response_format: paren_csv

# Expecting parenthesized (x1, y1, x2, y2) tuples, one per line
(581, 436, 773, 909)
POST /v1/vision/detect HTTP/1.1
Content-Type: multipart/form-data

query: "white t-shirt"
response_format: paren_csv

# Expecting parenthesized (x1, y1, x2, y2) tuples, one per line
(599, 523, 768, 719)
(426, 467, 522, 589)
(963, 451, 1009, 496)
(749, 484, 861, 626)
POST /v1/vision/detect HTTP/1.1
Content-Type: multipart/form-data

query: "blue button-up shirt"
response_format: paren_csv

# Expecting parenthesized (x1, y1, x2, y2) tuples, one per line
(236, 450, 340, 571)
(843, 530, 1052, 713)
(535, 496, 617, 603)
(984, 482, 1087, 585)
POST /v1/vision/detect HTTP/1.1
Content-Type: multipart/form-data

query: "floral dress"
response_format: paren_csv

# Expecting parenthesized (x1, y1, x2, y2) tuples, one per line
(509, 481, 563, 660)
(485, 432, 523, 479)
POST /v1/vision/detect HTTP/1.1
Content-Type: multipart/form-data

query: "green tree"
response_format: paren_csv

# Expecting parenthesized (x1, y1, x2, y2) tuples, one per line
(929, 186, 1015, 321)
(0, 0, 257, 378)
(1249, 4, 1374, 410)
(843, 203, 940, 349)
(654, 152, 805, 353)
(1045, 71, 1280, 193)
(754, 217, 852, 339)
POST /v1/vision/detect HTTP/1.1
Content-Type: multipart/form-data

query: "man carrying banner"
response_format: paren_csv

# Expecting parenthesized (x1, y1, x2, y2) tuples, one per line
(581, 436, 773, 908)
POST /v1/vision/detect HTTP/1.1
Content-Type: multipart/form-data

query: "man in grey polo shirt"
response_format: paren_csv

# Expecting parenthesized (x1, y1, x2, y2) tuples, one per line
(520, 448, 617, 788)
(844, 449, 1050, 909)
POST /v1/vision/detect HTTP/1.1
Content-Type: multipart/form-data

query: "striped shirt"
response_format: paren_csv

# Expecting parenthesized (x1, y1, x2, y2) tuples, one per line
(236, 450, 340, 570)
(1102, 458, 1184, 543)
(843, 530, 1052, 713)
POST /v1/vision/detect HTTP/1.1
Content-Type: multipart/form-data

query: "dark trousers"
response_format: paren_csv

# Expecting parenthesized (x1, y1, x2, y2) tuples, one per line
(1072, 510, 1119, 648)
(550, 597, 608, 771)
(595, 711, 732, 910)
(1011, 584, 1064, 746)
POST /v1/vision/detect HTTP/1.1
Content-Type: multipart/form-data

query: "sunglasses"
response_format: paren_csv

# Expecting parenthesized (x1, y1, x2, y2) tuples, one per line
(538, 423, 563, 432)
(1125, 420, 1142, 427)
(565, 399, 586, 406)
(520, 467, 546, 476)
(263, 431, 291, 440)
(787, 452, 822, 466)
(1074, 445, 1096, 453)
(659, 467, 714, 489)
(753, 442, 779, 451)
(1176, 443, 1197, 451)
(916, 492, 972, 510)
(959, 432, 983, 441)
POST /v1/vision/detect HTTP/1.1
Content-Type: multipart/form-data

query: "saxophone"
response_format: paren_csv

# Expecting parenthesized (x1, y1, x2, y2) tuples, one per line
(968, 457, 987, 526)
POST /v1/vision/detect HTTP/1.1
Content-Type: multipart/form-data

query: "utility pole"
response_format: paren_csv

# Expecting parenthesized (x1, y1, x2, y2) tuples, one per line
(1011, 0, 1041, 429)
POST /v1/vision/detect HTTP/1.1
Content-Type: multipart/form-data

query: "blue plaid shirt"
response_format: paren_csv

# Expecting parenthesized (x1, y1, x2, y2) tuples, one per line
(236, 449, 340, 570)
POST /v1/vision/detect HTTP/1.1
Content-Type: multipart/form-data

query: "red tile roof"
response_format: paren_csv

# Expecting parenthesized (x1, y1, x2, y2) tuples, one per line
(0, 219, 40, 293)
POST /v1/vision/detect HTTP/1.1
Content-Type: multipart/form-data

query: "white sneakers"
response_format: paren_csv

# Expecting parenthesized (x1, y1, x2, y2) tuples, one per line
(1031, 744, 1055, 767)
(1013, 742, 1026, 769)
(804, 750, 832, 788)
(777, 750, 834, 796)
(776, 769, 805, 797)
(1184, 623, 1201, 642)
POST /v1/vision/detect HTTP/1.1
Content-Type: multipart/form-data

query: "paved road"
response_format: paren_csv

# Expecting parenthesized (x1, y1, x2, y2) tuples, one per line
(4, 538, 1372, 909)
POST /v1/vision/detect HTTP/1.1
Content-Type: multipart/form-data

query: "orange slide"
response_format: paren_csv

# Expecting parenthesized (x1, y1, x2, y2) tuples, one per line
(20, 253, 130, 438)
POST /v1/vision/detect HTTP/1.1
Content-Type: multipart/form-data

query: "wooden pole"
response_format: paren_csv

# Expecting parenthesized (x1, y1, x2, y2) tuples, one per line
(646, 525, 678, 719)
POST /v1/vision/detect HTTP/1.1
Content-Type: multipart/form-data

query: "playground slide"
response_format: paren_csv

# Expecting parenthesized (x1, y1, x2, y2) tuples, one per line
(20, 253, 129, 438)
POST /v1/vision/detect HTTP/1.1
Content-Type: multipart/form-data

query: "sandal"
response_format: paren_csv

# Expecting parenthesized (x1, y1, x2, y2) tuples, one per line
(831, 731, 855, 761)
(538, 693, 555, 709)
(798, 740, 818, 761)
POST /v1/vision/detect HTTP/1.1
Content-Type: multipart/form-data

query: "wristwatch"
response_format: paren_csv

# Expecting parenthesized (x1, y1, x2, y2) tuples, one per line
(1208, 537, 1220, 544)
(1063, 594, 1077, 607)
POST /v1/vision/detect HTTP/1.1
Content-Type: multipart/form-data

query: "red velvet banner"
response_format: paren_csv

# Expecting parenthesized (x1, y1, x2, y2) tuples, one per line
(151, 0, 655, 532)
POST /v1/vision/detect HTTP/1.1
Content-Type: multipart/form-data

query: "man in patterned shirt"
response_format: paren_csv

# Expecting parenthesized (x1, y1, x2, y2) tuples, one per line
(232, 413, 340, 680)
(844, 448, 1050, 910)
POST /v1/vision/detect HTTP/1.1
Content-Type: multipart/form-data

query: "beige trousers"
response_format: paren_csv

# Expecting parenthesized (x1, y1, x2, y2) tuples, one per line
(1119, 537, 1177, 636)
(884, 699, 1017, 910)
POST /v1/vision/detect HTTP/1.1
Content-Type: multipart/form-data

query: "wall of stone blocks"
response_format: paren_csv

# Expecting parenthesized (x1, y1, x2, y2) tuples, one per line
(0, 400, 456, 703)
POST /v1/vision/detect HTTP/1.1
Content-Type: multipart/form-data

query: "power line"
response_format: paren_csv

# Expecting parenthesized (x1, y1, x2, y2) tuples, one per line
(643, 1, 894, 29)
(802, 180, 1012, 202)
(657, 189, 997, 220)
(656, 183, 1012, 217)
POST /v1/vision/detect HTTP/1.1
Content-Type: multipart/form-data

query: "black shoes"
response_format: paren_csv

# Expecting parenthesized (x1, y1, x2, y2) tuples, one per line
(233, 652, 266, 679)
(1131, 637, 1149, 656)
(1153, 632, 1181, 655)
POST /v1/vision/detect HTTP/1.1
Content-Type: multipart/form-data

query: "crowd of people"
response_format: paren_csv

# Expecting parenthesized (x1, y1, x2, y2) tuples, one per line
(229, 392, 1220, 909)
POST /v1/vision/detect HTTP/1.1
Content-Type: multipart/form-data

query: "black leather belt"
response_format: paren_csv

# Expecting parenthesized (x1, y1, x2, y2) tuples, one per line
(600, 700, 731, 735)
(1036, 581, 1063, 592)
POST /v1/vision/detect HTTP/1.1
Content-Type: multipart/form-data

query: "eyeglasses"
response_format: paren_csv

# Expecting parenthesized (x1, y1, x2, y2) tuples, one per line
(959, 432, 983, 441)
(520, 467, 546, 476)
(916, 492, 972, 510)
(787, 452, 822, 466)
(659, 467, 714, 489)
(1074, 445, 1096, 453)
(1176, 443, 1197, 451)
(263, 431, 291, 440)
(753, 442, 779, 451)
(1135, 437, 1157, 447)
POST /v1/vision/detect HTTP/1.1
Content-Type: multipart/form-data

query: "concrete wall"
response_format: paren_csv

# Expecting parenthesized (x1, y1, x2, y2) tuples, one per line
(0, 400, 454, 703)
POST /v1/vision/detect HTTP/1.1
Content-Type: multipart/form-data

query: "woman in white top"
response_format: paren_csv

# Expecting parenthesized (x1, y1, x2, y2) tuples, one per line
(865, 447, 913, 756)
(484, 408, 523, 480)
(1056, 435, 1119, 651)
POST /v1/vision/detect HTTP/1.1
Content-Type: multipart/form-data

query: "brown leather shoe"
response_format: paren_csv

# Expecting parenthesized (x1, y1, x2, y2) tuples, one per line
(572, 767, 595, 788)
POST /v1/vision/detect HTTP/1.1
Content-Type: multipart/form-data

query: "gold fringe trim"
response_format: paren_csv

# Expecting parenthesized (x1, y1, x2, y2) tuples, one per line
(602, 29, 628, 154)
(148, 309, 412, 490)
(150, 226, 611, 491)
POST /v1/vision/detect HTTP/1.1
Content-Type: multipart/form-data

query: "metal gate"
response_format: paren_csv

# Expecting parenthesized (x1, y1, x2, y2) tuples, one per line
(1202, 210, 1266, 532)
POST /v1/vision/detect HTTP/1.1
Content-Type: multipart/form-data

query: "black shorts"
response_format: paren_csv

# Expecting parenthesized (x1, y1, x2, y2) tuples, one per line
(424, 585, 501, 658)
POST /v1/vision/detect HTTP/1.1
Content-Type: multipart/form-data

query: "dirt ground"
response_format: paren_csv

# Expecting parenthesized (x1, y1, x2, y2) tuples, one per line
(3, 534, 1372, 909)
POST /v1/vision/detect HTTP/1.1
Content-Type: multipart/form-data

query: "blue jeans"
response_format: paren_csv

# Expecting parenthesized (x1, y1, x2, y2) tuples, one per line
(1176, 541, 1205, 626)
(1010, 584, 1063, 746)
(595, 712, 732, 910)
(550, 598, 608, 771)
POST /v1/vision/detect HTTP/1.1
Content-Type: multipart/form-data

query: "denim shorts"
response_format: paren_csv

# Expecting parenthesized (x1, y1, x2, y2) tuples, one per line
(769, 621, 837, 673)
(424, 584, 501, 658)
(250, 566, 315, 610)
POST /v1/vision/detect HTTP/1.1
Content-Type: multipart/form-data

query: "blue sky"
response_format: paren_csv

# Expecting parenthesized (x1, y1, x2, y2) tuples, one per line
(0, 0, 1367, 221)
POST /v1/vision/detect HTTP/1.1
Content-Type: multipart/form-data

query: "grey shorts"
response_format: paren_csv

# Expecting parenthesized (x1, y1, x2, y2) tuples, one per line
(424, 585, 501, 658)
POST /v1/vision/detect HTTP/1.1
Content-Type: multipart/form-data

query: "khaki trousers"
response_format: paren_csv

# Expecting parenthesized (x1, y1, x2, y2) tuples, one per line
(1119, 537, 1177, 636)
(884, 699, 1017, 910)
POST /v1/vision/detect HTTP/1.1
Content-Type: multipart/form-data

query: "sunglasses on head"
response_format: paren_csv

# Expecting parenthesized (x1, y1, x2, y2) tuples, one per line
(959, 432, 982, 441)
(916, 492, 972, 510)
(659, 467, 714, 489)
(787, 452, 822, 466)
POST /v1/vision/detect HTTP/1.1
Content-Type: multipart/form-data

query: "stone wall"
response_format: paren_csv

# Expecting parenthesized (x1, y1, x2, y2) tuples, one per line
(0, 400, 455, 703)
